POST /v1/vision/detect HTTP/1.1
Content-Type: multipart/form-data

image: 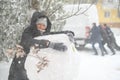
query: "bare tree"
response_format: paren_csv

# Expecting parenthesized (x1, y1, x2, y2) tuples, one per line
(29, 0, 96, 31)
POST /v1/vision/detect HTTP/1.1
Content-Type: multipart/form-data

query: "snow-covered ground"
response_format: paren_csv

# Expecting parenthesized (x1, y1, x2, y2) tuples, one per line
(0, 61, 11, 80)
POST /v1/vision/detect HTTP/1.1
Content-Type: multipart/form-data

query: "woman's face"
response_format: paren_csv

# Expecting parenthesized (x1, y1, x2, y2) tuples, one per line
(36, 23, 47, 31)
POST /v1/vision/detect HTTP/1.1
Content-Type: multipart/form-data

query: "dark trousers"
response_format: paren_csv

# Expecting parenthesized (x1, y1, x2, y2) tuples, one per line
(92, 40, 107, 56)
(102, 40, 115, 55)
(113, 42, 120, 50)
(109, 35, 120, 51)
(110, 37, 120, 51)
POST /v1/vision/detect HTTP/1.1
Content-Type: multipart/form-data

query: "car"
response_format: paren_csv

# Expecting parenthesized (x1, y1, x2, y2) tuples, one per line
(62, 4, 99, 50)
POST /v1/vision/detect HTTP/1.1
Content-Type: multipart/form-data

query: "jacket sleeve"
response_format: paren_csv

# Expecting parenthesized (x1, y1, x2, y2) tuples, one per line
(106, 27, 113, 36)
(20, 28, 49, 54)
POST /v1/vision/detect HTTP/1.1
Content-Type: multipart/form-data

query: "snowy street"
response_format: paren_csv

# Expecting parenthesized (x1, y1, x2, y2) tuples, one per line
(76, 28, 120, 80)
(75, 52, 120, 80)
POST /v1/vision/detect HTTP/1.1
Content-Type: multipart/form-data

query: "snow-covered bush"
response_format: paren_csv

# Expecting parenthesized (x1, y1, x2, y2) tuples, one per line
(0, 0, 29, 61)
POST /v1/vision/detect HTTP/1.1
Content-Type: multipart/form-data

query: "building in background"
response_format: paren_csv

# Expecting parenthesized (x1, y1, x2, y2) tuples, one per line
(96, 0, 120, 27)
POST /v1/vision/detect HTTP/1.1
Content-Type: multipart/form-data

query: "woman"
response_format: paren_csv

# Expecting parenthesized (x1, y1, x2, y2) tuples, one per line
(8, 11, 67, 80)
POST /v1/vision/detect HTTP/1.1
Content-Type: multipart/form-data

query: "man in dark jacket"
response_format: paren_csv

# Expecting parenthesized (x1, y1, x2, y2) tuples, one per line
(99, 24, 116, 55)
(103, 24, 120, 51)
(8, 11, 67, 80)
(90, 23, 107, 56)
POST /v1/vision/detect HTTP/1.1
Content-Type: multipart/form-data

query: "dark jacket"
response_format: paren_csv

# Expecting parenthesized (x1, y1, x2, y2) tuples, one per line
(90, 25, 102, 43)
(105, 26, 115, 41)
(8, 11, 52, 80)
(8, 55, 29, 80)
(20, 11, 52, 54)
(99, 26, 111, 43)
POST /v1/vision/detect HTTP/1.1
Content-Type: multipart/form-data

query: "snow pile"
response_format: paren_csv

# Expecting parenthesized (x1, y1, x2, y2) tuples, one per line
(0, 61, 11, 80)
(25, 34, 80, 80)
